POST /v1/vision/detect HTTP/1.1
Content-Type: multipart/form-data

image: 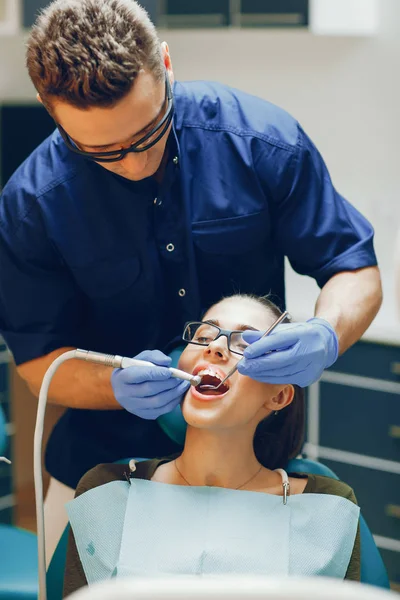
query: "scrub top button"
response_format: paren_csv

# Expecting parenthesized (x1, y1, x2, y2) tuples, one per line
(173, 156, 179, 165)
(166, 243, 175, 252)
(153, 197, 158, 204)
(178, 288, 186, 297)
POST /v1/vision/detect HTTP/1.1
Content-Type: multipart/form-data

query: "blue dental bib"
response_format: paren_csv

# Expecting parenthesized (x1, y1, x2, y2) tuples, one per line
(67, 475, 359, 585)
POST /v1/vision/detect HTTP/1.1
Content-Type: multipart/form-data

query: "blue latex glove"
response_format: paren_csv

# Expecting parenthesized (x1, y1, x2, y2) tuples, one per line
(111, 350, 190, 419)
(238, 318, 339, 388)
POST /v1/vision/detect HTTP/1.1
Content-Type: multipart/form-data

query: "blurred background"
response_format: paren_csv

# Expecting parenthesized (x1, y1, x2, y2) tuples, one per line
(0, 0, 399, 591)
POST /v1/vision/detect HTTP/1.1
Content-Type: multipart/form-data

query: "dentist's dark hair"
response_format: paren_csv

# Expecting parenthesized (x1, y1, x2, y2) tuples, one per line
(26, 0, 163, 113)
(220, 294, 306, 470)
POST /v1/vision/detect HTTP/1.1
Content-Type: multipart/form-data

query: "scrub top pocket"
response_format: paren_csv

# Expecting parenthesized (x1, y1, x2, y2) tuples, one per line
(192, 211, 269, 256)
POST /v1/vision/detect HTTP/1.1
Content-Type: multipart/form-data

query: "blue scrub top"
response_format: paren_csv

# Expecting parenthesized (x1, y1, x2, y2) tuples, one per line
(0, 81, 377, 486)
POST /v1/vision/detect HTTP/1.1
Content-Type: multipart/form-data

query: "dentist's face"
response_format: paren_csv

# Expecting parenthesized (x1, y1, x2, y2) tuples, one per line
(52, 69, 171, 181)
(50, 43, 174, 182)
(178, 297, 293, 432)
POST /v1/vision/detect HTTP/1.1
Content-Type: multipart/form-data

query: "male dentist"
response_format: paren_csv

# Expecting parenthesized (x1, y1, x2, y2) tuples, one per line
(0, 0, 381, 558)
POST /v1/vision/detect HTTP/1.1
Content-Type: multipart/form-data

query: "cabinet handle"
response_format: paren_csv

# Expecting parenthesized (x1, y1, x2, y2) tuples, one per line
(390, 362, 400, 375)
(386, 504, 400, 519)
(388, 425, 400, 439)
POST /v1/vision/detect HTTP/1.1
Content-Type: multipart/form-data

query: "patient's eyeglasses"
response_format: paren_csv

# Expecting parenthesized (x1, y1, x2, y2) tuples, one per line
(182, 321, 250, 356)
(56, 73, 174, 163)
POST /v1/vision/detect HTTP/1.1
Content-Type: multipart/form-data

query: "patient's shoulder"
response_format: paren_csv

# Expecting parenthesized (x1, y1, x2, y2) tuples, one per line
(74, 458, 165, 498)
(304, 473, 358, 504)
(75, 463, 127, 498)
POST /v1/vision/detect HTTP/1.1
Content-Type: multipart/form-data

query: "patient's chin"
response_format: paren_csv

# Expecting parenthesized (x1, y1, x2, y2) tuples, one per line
(181, 394, 232, 430)
(182, 411, 224, 430)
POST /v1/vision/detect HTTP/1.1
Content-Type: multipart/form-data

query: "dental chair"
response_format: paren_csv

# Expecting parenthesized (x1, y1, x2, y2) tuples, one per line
(1, 348, 390, 600)
(48, 347, 390, 598)
(0, 405, 38, 600)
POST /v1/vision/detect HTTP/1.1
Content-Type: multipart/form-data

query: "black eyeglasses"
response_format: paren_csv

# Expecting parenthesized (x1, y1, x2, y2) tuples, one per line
(182, 321, 251, 356)
(56, 74, 174, 163)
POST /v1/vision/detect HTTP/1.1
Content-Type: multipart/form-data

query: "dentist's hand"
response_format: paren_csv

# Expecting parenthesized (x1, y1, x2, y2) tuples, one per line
(111, 350, 190, 419)
(238, 318, 339, 388)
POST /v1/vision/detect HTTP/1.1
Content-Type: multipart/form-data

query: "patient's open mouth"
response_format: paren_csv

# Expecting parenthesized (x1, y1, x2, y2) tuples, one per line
(194, 368, 230, 396)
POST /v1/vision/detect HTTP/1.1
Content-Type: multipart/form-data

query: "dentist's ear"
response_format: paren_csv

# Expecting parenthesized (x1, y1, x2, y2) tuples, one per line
(37, 93, 43, 104)
(161, 41, 174, 84)
(264, 385, 294, 413)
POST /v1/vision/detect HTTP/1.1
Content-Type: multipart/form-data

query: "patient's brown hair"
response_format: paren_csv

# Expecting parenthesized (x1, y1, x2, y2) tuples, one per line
(26, 0, 163, 112)
(218, 294, 305, 470)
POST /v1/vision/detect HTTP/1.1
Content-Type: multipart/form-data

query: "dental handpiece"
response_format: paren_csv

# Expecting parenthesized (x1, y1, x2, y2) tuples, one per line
(121, 357, 201, 386)
(74, 349, 201, 386)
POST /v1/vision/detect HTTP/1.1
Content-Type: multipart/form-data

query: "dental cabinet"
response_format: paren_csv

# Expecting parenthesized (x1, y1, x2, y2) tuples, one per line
(11, 0, 377, 35)
(304, 339, 400, 590)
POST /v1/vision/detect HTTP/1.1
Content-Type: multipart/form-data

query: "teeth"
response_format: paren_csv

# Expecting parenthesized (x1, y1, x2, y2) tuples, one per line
(196, 368, 223, 382)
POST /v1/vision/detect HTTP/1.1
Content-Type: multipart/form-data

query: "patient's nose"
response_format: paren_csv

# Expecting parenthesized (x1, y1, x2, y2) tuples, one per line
(204, 336, 229, 360)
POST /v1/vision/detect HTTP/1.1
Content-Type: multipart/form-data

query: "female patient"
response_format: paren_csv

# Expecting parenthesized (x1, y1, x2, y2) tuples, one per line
(63, 294, 360, 596)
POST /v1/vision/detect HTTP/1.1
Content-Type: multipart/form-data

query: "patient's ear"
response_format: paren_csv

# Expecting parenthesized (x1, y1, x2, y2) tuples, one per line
(264, 385, 294, 413)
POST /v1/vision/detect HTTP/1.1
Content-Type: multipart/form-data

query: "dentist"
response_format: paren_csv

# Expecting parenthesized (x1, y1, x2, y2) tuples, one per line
(0, 0, 381, 559)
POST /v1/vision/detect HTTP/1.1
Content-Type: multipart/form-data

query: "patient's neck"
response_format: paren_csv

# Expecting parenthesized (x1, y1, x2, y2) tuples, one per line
(177, 425, 263, 489)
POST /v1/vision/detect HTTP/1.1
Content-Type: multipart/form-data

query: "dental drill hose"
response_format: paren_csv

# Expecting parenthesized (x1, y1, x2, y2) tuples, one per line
(34, 349, 200, 600)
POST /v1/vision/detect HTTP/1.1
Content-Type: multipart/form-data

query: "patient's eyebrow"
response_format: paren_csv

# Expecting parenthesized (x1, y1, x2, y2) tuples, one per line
(205, 319, 258, 332)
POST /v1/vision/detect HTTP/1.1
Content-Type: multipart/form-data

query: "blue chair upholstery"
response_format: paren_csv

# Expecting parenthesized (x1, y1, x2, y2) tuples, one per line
(47, 526, 70, 600)
(0, 526, 38, 600)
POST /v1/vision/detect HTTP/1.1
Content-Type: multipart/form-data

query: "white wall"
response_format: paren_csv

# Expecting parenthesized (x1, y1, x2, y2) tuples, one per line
(1, 0, 399, 338)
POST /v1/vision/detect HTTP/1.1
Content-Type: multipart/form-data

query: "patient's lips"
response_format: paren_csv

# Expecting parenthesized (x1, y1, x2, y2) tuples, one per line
(192, 364, 230, 397)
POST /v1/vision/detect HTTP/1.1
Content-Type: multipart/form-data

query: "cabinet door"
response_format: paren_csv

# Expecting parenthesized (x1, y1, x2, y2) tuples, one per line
(21, 0, 47, 28)
(329, 341, 400, 382)
(320, 459, 400, 540)
(379, 549, 400, 591)
(319, 382, 400, 462)
(163, 0, 230, 27)
(240, 0, 308, 27)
